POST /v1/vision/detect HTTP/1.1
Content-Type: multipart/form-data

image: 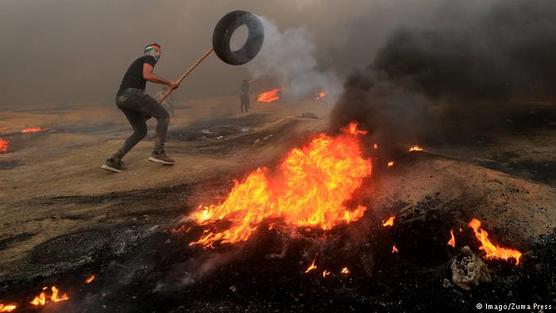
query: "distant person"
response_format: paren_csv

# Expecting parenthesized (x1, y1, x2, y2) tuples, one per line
(240, 79, 250, 113)
(102, 43, 179, 173)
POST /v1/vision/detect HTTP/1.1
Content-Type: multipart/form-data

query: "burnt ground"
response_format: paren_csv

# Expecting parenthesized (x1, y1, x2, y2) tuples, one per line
(0, 100, 555, 312)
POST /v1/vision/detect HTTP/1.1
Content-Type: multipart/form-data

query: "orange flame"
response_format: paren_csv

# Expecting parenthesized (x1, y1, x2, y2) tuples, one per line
(30, 286, 69, 306)
(0, 304, 17, 312)
(448, 229, 456, 247)
(304, 255, 318, 273)
(256, 88, 281, 103)
(30, 291, 46, 306)
(0, 138, 8, 153)
(382, 216, 395, 227)
(21, 127, 44, 134)
(340, 267, 350, 275)
(50, 286, 69, 303)
(409, 145, 424, 152)
(392, 245, 399, 253)
(316, 91, 327, 101)
(468, 218, 522, 265)
(322, 270, 331, 278)
(188, 122, 372, 247)
(85, 275, 96, 284)
(387, 161, 395, 168)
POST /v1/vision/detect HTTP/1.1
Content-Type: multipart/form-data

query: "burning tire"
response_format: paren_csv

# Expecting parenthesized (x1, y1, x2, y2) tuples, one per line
(212, 10, 264, 65)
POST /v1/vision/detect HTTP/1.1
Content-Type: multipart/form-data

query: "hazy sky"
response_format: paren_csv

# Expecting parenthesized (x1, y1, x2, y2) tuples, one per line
(0, 0, 495, 107)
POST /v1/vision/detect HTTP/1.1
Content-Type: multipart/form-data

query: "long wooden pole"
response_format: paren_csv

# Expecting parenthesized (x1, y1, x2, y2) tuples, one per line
(159, 48, 214, 103)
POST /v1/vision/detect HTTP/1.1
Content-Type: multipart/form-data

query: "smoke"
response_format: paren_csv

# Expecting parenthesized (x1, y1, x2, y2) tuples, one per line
(330, 0, 556, 148)
(247, 17, 342, 103)
(0, 0, 433, 108)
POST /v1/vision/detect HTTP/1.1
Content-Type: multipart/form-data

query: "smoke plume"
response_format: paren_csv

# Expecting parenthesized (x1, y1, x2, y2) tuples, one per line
(330, 0, 556, 148)
(247, 17, 342, 103)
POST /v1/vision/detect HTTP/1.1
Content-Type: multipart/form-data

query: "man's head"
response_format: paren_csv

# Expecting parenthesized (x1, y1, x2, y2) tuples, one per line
(144, 43, 161, 62)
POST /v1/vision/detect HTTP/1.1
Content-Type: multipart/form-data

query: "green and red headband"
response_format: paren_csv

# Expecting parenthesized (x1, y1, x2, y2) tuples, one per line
(144, 43, 161, 53)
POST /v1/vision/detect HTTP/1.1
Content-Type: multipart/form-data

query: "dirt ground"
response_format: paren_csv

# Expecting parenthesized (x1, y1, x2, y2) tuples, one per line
(0, 95, 555, 311)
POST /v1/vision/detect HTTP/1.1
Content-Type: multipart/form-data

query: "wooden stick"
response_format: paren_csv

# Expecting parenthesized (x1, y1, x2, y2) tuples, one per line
(159, 48, 214, 103)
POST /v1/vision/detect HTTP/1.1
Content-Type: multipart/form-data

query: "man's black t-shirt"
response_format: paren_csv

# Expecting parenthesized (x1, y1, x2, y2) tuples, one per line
(118, 55, 157, 94)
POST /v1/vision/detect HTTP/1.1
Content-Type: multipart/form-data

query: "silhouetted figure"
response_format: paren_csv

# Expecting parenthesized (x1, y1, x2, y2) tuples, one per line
(240, 79, 250, 113)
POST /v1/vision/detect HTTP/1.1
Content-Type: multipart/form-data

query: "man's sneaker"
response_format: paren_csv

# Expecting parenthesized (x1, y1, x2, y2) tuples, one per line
(149, 151, 175, 165)
(101, 157, 124, 173)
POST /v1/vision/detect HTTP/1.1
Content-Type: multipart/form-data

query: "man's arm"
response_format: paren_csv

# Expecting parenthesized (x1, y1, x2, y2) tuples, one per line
(143, 63, 179, 89)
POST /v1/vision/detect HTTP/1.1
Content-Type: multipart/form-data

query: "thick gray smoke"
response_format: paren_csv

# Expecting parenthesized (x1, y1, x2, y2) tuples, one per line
(247, 17, 342, 103)
(0, 0, 440, 108)
(331, 0, 556, 149)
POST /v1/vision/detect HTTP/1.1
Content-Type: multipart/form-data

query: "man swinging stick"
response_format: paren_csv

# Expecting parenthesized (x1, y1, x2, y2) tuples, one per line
(102, 43, 179, 173)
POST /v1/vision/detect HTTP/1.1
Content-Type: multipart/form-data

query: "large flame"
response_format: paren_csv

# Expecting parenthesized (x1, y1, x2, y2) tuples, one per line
(0, 138, 8, 153)
(468, 218, 522, 265)
(256, 88, 281, 103)
(188, 122, 372, 247)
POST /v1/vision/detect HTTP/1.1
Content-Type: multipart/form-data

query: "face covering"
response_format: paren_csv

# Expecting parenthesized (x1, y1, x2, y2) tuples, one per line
(144, 46, 161, 62)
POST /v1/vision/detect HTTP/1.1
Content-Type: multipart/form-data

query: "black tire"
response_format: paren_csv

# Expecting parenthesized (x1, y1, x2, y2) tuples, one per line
(212, 10, 264, 66)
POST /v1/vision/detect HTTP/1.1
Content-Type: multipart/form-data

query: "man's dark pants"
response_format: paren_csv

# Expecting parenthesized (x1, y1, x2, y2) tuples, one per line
(112, 88, 169, 160)
(240, 95, 250, 113)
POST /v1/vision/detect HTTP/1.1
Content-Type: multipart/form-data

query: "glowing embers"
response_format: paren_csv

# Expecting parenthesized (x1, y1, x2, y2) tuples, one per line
(256, 88, 281, 103)
(188, 122, 372, 248)
(468, 218, 522, 265)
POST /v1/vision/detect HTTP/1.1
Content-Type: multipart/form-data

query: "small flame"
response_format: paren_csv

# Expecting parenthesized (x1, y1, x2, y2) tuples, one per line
(392, 245, 399, 253)
(0, 138, 8, 153)
(409, 145, 424, 152)
(50, 286, 69, 303)
(30, 286, 69, 306)
(257, 88, 281, 103)
(322, 270, 331, 278)
(30, 292, 46, 306)
(382, 216, 395, 227)
(340, 267, 350, 275)
(0, 304, 17, 312)
(316, 91, 327, 100)
(448, 229, 456, 247)
(21, 127, 44, 134)
(373, 143, 379, 150)
(387, 161, 395, 168)
(304, 255, 318, 273)
(468, 218, 522, 265)
(85, 275, 96, 284)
